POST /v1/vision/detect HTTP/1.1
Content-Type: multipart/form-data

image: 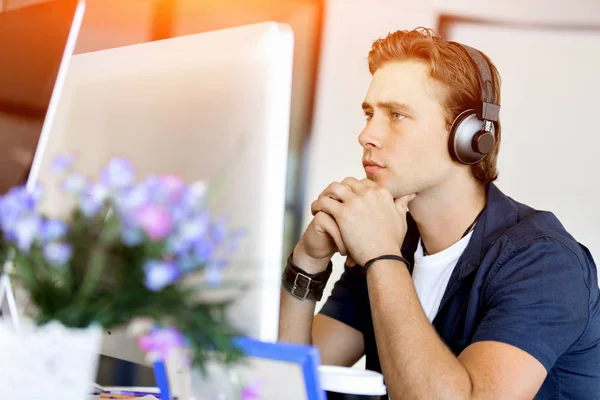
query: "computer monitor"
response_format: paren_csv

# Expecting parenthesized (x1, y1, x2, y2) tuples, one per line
(33, 22, 294, 365)
(0, 0, 85, 195)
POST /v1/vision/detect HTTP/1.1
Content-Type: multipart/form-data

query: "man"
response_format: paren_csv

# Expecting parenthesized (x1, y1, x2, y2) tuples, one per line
(278, 27, 600, 399)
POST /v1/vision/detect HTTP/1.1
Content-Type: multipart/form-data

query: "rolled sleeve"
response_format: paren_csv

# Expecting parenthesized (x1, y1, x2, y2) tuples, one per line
(319, 264, 365, 334)
(472, 237, 591, 371)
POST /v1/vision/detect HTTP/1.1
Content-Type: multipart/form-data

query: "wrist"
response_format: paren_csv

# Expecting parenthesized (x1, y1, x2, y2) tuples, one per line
(292, 244, 331, 275)
(360, 247, 402, 266)
(363, 254, 410, 277)
(283, 252, 333, 301)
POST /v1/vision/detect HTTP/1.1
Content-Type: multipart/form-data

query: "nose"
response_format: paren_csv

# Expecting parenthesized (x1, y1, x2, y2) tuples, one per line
(358, 122, 384, 149)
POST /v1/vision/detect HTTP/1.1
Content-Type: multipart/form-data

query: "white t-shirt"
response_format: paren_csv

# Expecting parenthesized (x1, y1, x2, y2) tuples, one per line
(412, 231, 473, 322)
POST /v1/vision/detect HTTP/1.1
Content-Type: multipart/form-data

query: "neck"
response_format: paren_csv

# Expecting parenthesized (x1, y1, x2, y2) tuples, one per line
(408, 175, 487, 255)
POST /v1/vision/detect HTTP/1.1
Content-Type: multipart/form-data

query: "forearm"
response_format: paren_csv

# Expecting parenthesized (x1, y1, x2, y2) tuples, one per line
(367, 260, 473, 400)
(278, 250, 330, 345)
(278, 288, 317, 344)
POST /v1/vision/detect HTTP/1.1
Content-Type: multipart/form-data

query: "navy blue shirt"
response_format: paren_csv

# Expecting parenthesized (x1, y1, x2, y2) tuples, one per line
(319, 183, 600, 399)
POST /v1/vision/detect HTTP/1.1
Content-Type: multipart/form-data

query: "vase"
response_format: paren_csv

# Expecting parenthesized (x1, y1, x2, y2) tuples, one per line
(0, 319, 102, 400)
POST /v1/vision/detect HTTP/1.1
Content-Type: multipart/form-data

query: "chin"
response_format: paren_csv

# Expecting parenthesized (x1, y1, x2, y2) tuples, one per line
(365, 172, 387, 187)
(369, 176, 397, 195)
(385, 181, 415, 199)
(366, 172, 414, 198)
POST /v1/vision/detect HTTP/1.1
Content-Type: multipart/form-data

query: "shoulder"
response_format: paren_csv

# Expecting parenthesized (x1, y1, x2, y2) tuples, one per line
(471, 199, 599, 370)
(505, 198, 593, 268)
(483, 197, 596, 297)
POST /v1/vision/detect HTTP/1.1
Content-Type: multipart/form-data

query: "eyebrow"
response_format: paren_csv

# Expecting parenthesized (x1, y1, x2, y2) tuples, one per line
(361, 101, 414, 114)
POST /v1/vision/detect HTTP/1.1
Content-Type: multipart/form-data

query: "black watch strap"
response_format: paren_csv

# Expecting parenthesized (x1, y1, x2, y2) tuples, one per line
(282, 253, 333, 301)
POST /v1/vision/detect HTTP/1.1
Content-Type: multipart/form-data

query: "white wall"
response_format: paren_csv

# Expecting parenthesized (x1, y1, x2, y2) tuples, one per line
(447, 23, 600, 267)
(307, 0, 600, 350)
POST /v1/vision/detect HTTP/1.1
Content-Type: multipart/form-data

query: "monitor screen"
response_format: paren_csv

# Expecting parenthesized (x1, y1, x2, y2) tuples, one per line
(41, 21, 293, 366)
(0, 0, 83, 194)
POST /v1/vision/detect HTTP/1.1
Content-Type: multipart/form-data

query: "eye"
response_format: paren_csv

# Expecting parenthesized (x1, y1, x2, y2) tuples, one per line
(364, 112, 373, 121)
(391, 112, 405, 121)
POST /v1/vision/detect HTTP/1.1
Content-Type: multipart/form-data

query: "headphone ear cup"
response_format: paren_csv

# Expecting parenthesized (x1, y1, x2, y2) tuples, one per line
(448, 110, 477, 164)
(449, 110, 494, 165)
(473, 130, 495, 155)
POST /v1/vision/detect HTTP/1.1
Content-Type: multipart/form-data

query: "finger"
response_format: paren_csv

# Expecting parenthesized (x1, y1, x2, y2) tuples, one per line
(314, 211, 348, 256)
(345, 255, 357, 267)
(340, 177, 366, 194)
(320, 182, 354, 203)
(394, 193, 417, 214)
(359, 178, 380, 189)
(311, 196, 344, 217)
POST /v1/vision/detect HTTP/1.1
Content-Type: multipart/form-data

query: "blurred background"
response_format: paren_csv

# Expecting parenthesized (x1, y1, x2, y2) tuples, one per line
(0, 0, 325, 264)
(2, 0, 599, 334)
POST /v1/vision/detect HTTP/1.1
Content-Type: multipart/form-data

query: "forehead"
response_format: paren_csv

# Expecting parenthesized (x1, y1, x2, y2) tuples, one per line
(364, 60, 447, 112)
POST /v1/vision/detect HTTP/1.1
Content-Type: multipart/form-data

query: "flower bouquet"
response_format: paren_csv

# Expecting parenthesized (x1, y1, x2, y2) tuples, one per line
(0, 155, 248, 398)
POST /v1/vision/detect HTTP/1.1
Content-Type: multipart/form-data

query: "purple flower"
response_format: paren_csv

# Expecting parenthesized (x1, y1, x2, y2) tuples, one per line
(135, 204, 173, 241)
(41, 219, 68, 242)
(79, 197, 102, 218)
(44, 243, 72, 266)
(205, 259, 227, 286)
(179, 182, 206, 211)
(25, 184, 44, 207)
(137, 327, 186, 362)
(167, 213, 210, 253)
(170, 204, 189, 224)
(0, 192, 26, 232)
(160, 175, 184, 201)
(210, 216, 229, 245)
(62, 173, 87, 194)
(193, 239, 215, 264)
(116, 184, 150, 214)
(180, 213, 210, 240)
(79, 183, 109, 217)
(166, 234, 189, 255)
(101, 158, 135, 189)
(51, 154, 76, 173)
(144, 260, 179, 291)
(143, 175, 161, 193)
(241, 380, 264, 400)
(14, 215, 40, 252)
(87, 183, 108, 203)
(31, 184, 43, 201)
(1, 186, 39, 218)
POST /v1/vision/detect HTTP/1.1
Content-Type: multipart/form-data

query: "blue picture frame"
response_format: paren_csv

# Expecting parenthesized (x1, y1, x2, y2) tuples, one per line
(153, 337, 325, 400)
(234, 337, 325, 400)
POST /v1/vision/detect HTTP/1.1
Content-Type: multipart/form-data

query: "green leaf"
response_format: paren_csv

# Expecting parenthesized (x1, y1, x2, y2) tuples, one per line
(75, 243, 107, 304)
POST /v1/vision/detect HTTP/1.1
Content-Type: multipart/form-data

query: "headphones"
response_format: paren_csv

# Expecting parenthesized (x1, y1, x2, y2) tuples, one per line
(448, 43, 501, 165)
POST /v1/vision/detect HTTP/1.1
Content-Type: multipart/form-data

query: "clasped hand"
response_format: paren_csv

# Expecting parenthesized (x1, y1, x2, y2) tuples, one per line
(311, 177, 415, 267)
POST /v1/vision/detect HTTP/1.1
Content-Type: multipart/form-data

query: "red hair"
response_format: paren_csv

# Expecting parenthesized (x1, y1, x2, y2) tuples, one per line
(368, 27, 502, 185)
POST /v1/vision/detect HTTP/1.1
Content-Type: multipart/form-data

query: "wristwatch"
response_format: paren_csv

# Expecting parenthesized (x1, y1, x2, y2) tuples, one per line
(282, 253, 333, 301)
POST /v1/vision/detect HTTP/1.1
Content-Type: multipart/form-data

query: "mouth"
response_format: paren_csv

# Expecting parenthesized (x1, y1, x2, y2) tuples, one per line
(362, 159, 385, 174)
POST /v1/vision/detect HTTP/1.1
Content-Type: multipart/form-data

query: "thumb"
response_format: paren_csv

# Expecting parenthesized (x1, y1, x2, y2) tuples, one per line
(394, 193, 417, 214)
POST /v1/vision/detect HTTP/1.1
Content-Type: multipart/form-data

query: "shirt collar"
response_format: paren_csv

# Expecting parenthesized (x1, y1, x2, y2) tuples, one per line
(402, 182, 519, 277)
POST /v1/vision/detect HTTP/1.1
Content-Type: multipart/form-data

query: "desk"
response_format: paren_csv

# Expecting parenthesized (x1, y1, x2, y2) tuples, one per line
(89, 396, 158, 400)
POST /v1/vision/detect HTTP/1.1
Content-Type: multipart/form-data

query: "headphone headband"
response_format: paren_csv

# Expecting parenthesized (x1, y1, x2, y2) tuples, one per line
(455, 43, 500, 123)
(447, 41, 501, 165)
